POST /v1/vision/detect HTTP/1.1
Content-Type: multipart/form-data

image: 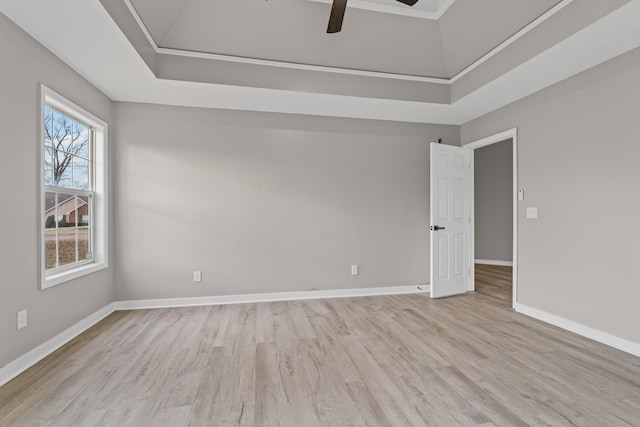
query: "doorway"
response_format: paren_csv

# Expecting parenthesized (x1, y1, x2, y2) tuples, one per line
(466, 128, 518, 308)
(473, 139, 513, 305)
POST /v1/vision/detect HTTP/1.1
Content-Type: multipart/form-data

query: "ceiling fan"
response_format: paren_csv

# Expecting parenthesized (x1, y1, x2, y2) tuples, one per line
(327, 0, 419, 33)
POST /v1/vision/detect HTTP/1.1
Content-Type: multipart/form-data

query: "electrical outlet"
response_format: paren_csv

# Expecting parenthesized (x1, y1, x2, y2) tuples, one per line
(351, 265, 359, 276)
(17, 310, 27, 330)
(193, 271, 202, 282)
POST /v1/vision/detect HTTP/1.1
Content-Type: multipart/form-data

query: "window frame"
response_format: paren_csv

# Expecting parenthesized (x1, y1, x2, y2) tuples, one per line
(39, 85, 108, 289)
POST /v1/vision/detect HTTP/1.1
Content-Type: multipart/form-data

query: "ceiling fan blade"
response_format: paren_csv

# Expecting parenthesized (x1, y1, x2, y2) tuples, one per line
(395, 0, 418, 5)
(327, 0, 347, 33)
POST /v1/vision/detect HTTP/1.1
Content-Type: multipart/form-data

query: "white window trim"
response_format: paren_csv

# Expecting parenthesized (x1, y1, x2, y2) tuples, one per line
(39, 85, 109, 289)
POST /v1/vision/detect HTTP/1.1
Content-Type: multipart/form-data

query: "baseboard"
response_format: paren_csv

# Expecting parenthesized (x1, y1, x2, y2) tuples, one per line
(475, 259, 513, 266)
(0, 302, 117, 388)
(514, 303, 640, 358)
(116, 285, 430, 310)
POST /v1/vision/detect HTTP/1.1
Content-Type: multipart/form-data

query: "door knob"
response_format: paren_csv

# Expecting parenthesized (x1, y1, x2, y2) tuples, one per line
(430, 225, 446, 231)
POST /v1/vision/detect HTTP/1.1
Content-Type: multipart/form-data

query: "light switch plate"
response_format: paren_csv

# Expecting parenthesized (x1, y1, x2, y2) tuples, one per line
(526, 207, 538, 219)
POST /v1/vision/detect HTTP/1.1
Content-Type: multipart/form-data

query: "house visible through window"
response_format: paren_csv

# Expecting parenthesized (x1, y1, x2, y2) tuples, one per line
(41, 86, 108, 289)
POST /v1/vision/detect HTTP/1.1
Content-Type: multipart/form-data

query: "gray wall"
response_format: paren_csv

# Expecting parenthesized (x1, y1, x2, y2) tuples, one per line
(474, 140, 513, 262)
(114, 103, 459, 300)
(462, 46, 640, 344)
(0, 14, 115, 367)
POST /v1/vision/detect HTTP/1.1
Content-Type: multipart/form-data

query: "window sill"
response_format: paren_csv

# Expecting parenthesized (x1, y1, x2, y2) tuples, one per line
(42, 261, 108, 289)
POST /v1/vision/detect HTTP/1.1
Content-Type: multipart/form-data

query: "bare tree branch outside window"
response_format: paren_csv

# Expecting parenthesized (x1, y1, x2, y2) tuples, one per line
(44, 106, 90, 188)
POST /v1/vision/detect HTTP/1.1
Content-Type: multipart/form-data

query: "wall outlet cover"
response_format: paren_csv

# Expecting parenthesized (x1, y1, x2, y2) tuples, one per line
(17, 310, 27, 330)
(193, 271, 202, 282)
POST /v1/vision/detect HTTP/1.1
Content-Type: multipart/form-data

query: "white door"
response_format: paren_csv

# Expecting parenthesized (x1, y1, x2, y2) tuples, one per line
(430, 143, 472, 298)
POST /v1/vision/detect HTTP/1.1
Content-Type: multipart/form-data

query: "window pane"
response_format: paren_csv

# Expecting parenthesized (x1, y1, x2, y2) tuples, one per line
(44, 192, 57, 228)
(44, 231, 58, 270)
(45, 192, 93, 269)
(44, 203, 58, 270)
(78, 199, 91, 261)
(72, 156, 89, 189)
(73, 121, 90, 159)
(52, 109, 73, 153)
(45, 108, 91, 191)
(44, 147, 54, 185)
(44, 106, 53, 149)
(55, 193, 74, 226)
(56, 192, 76, 267)
(52, 149, 73, 187)
(57, 229, 77, 267)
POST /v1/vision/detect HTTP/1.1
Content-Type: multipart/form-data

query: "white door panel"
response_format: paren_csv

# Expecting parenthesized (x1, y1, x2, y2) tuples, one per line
(430, 143, 472, 298)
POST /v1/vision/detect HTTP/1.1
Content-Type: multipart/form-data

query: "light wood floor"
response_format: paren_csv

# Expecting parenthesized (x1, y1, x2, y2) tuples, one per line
(2, 266, 640, 426)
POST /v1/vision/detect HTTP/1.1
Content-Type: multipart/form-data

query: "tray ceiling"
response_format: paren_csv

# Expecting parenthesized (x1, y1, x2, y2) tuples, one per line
(1, 0, 638, 124)
(126, 0, 561, 78)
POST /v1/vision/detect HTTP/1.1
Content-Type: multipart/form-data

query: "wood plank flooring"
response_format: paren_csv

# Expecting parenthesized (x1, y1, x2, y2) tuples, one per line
(2, 266, 640, 426)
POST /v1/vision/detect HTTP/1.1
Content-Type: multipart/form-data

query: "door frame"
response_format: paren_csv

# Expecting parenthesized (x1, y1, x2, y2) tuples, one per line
(463, 128, 518, 308)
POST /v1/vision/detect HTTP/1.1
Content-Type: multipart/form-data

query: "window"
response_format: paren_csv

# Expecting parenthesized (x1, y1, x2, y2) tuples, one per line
(40, 86, 108, 289)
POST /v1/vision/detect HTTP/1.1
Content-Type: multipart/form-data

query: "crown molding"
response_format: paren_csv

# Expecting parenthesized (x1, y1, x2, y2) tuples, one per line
(124, 0, 448, 84)
(449, 0, 574, 83)
(1, 0, 639, 124)
(125, 0, 573, 84)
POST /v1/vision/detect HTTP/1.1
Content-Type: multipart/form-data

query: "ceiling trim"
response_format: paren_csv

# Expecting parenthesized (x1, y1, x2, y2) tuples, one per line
(450, 0, 574, 83)
(1, 0, 639, 125)
(124, 0, 448, 84)
(125, 0, 575, 84)
(157, 48, 449, 84)
(307, 0, 457, 20)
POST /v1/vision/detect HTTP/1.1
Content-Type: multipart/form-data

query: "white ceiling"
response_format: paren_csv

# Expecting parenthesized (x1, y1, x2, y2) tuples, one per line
(1, 0, 639, 124)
